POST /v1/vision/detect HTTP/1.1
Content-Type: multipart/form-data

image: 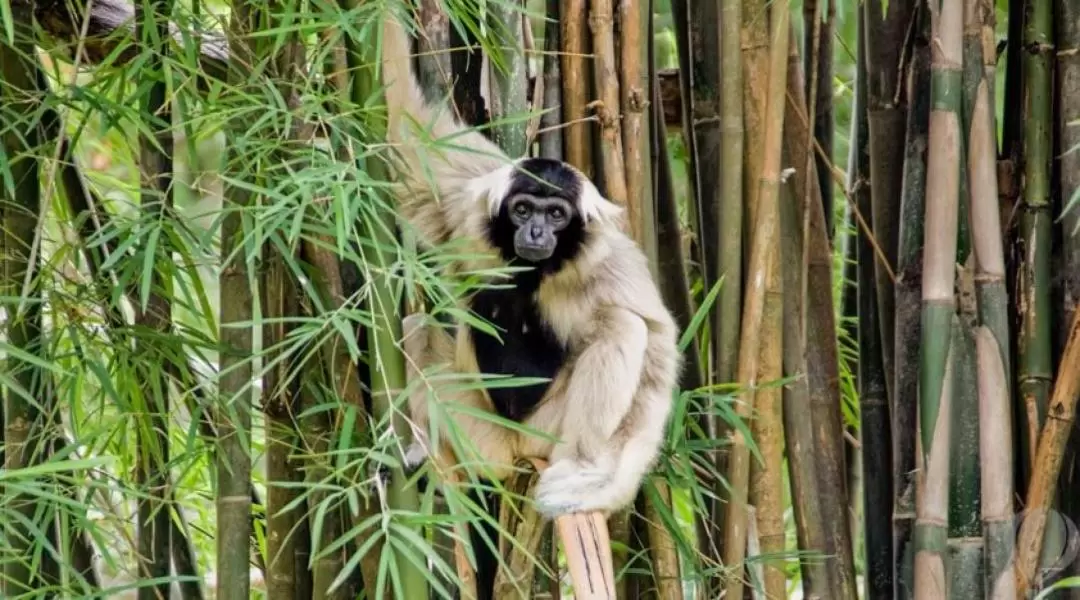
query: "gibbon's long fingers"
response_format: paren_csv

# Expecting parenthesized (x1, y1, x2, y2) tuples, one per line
(557, 307, 648, 458)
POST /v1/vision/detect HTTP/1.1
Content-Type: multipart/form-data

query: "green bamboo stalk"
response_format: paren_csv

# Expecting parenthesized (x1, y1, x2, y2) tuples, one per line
(1017, 0, 1054, 486)
(134, 0, 177, 596)
(913, 3, 963, 597)
(850, 7, 893, 597)
(963, 0, 1014, 596)
(946, 4, 990, 595)
(947, 309, 983, 598)
(0, 30, 51, 598)
(488, 0, 529, 157)
(351, 8, 425, 595)
(538, 0, 562, 161)
(893, 5, 931, 596)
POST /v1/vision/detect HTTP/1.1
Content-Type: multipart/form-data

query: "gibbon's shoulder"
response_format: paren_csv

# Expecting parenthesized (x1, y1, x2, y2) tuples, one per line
(550, 228, 677, 334)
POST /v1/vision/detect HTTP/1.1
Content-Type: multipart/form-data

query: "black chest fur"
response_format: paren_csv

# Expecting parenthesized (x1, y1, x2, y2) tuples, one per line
(469, 287, 567, 422)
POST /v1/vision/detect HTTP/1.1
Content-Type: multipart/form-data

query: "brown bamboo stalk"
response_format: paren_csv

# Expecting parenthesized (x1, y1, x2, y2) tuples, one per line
(493, 462, 552, 599)
(780, 26, 830, 595)
(1014, 310, 1080, 594)
(588, 0, 627, 209)
(748, 302, 785, 599)
(786, 38, 860, 600)
(618, 0, 650, 248)
(561, 0, 594, 176)
(722, 4, 789, 599)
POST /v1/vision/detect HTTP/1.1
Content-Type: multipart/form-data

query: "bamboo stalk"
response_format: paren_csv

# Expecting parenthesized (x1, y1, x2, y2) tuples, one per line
(804, 0, 835, 238)
(0, 32, 52, 598)
(415, 0, 451, 98)
(493, 462, 553, 599)
(135, 0, 177, 595)
(913, 3, 963, 597)
(618, 0, 651, 250)
(976, 324, 1016, 600)
(850, 7, 894, 597)
(538, 0, 563, 160)
(489, 0, 529, 157)
(963, 0, 1013, 594)
(779, 27, 830, 598)
(1059, 0, 1080, 349)
(863, 0, 916, 409)
(716, 0, 744, 386)
(947, 301, 984, 598)
(587, 0, 627, 209)
(1015, 311, 1080, 593)
(263, 242, 306, 600)
(1017, 0, 1054, 486)
(893, 6, 931, 596)
(784, 25, 859, 598)
(722, 4, 789, 599)
(560, 0, 593, 176)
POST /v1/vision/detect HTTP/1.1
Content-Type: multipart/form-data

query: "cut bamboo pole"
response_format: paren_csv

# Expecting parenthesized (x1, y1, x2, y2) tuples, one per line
(1015, 310, 1080, 594)
(913, 2, 963, 598)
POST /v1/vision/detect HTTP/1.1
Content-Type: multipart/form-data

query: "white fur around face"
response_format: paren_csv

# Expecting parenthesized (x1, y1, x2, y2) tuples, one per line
(466, 159, 624, 227)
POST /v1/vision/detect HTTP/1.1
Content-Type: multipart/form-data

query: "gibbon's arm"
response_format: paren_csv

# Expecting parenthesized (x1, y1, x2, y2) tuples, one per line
(558, 306, 649, 458)
(380, 10, 518, 244)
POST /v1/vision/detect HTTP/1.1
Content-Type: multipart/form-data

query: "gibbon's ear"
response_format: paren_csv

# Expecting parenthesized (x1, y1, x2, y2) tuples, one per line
(465, 163, 517, 216)
(577, 178, 624, 225)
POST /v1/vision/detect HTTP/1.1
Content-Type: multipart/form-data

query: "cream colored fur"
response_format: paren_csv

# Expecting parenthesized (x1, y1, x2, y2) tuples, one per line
(382, 9, 681, 517)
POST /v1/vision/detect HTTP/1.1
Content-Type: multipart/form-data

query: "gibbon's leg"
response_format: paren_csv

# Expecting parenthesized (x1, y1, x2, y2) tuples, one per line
(400, 313, 518, 480)
(534, 306, 651, 517)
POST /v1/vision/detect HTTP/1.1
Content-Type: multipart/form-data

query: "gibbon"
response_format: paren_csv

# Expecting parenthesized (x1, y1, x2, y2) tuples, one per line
(380, 8, 681, 518)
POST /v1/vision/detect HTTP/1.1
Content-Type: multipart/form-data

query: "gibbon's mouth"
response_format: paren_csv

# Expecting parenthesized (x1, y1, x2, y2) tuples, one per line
(516, 244, 556, 262)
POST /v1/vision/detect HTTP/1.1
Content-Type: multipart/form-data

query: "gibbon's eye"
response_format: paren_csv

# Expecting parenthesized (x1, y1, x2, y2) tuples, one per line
(549, 206, 566, 221)
(513, 202, 530, 217)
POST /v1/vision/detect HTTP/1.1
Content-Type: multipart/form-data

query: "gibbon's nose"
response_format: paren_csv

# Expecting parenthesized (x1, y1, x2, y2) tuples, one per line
(530, 223, 544, 240)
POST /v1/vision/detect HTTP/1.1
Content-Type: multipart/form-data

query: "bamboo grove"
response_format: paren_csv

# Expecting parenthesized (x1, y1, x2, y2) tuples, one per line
(3, 0, 1080, 598)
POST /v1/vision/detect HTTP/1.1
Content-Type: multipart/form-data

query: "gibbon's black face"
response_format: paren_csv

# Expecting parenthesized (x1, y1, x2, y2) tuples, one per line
(488, 157, 587, 274)
(507, 195, 573, 261)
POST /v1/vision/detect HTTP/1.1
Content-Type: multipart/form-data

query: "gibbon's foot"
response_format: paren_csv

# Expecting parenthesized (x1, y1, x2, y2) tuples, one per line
(533, 459, 617, 518)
